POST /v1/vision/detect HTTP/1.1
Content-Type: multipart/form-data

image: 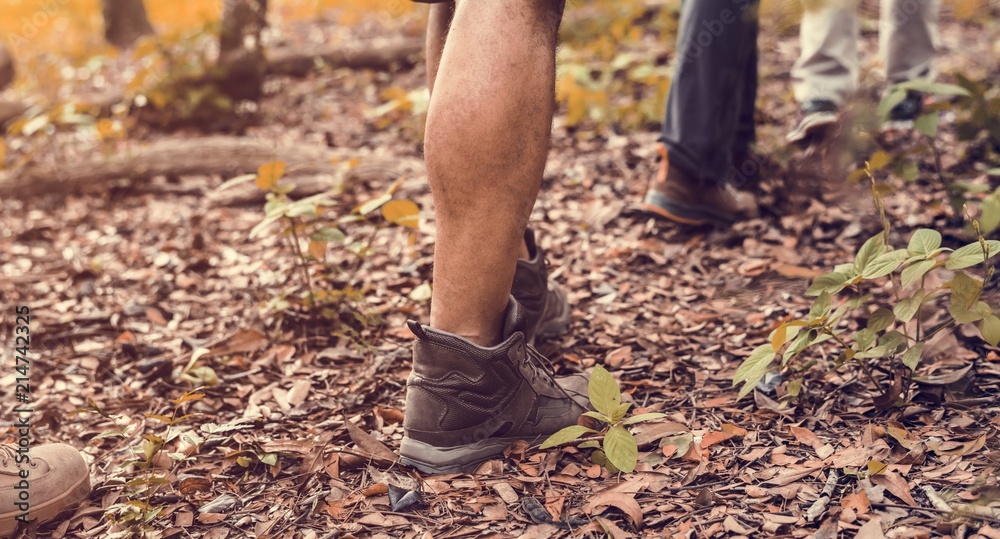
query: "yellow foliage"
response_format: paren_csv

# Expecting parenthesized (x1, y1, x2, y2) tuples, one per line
(257, 161, 287, 190)
(0, 0, 417, 69)
(381, 199, 420, 229)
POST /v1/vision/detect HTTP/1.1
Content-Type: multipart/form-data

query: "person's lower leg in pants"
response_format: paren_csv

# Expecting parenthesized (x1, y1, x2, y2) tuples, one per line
(660, 0, 760, 184)
(882, 0, 940, 85)
(791, 0, 859, 106)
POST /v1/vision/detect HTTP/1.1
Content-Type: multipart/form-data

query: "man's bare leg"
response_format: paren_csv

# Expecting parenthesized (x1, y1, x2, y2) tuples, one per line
(401, 0, 585, 475)
(424, 0, 563, 346)
(426, 1, 532, 262)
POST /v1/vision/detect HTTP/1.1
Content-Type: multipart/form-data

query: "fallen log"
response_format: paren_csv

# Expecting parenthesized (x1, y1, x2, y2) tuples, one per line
(0, 136, 423, 199)
(266, 38, 423, 77)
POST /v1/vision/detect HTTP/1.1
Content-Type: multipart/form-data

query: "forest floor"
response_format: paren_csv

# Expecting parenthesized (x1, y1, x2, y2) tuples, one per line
(1, 3, 1000, 539)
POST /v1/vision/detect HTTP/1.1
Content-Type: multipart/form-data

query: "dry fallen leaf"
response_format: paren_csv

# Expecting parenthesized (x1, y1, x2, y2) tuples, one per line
(345, 418, 398, 463)
(701, 424, 748, 449)
(584, 490, 643, 528)
(855, 515, 886, 539)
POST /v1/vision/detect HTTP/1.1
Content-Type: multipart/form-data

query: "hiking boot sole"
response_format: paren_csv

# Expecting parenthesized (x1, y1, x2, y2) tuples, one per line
(0, 470, 90, 536)
(641, 191, 736, 226)
(787, 112, 839, 145)
(400, 435, 531, 474)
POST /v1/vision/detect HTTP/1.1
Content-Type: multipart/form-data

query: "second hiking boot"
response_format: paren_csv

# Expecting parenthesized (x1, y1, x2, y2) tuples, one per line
(786, 99, 840, 144)
(0, 443, 91, 537)
(641, 143, 757, 225)
(512, 228, 571, 345)
(400, 297, 588, 474)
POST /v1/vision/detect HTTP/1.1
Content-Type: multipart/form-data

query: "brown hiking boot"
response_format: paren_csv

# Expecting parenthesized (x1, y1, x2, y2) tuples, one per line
(400, 297, 588, 474)
(641, 143, 758, 225)
(512, 228, 571, 346)
(0, 443, 91, 536)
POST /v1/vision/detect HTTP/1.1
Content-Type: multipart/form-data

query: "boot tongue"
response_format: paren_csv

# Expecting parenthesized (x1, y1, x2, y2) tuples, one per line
(501, 296, 527, 341)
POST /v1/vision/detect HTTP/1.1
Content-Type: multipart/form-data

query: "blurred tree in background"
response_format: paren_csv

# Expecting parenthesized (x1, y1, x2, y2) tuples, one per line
(101, 0, 154, 48)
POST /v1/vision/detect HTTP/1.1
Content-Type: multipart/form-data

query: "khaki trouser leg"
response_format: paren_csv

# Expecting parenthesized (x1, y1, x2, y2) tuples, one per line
(791, 0, 859, 106)
(881, 0, 940, 84)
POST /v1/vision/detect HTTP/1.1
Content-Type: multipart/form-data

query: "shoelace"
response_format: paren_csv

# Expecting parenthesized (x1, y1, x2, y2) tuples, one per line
(524, 345, 558, 388)
(0, 444, 19, 467)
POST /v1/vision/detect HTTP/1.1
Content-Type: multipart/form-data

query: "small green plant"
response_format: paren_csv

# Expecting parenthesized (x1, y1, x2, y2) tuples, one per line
(734, 169, 1000, 406)
(221, 159, 422, 335)
(541, 365, 665, 473)
(81, 391, 207, 538)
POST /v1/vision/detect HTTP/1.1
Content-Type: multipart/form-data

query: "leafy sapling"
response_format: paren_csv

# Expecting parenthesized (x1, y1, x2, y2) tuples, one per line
(734, 175, 1000, 405)
(541, 365, 666, 473)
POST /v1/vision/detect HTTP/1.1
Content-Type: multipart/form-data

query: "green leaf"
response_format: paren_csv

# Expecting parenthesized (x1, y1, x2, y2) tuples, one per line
(950, 272, 983, 312)
(862, 249, 908, 279)
(914, 112, 938, 138)
(611, 402, 632, 423)
(907, 229, 942, 258)
(897, 160, 919, 183)
(806, 270, 854, 296)
(878, 331, 908, 352)
(980, 196, 1000, 236)
(855, 234, 888, 273)
(809, 292, 832, 320)
(588, 365, 621, 417)
(893, 290, 926, 323)
(895, 79, 971, 97)
(901, 259, 937, 289)
(310, 227, 346, 243)
(947, 241, 1000, 269)
(623, 412, 668, 425)
(603, 425, 637, 473)
(583, 411, 611, 423)
(784, 329, 817, 363)
(285, 201, 317, 218)
(901, 343, 924, 371)
(858, 331, 908, 359)
(979, 315, 1000, 346)
(250, 213, 285, 239)
(733, 344, 777, 399)
(540, 425, 596, 449)
(215, 173, 258, 192)
(878, 89, 907, 121)
(868, 150, 892, 171)
(868, 307, 895, 333)
(855, 328, 877, 352)
(355, 193, 392, 216)
(258, 452, 278, 466)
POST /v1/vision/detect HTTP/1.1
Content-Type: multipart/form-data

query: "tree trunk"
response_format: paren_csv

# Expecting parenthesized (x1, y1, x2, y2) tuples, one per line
(217, 0, 269, 102)
(101, 0, 155, 49)
(0, 41, 14, 90)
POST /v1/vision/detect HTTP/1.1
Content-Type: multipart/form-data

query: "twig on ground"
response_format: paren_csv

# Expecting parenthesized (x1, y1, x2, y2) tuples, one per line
(806, 469, 839, 522)
(922, 485, 955, 513)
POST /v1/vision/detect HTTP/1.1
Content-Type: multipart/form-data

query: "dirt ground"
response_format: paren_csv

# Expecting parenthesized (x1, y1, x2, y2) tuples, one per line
(1, 4, 999, 539)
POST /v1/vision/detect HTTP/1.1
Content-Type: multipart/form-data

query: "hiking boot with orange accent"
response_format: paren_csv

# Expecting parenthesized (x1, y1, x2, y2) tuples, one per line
(512, 228, 570, 346)
(641, 143, 758, 225)
(400, 297, 588, 474)
(0, 443, 91, 537)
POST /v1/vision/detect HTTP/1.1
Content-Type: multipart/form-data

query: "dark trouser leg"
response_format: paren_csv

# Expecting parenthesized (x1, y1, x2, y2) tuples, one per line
(659, 0, 760, 185)
(731, 20, 760, 189)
